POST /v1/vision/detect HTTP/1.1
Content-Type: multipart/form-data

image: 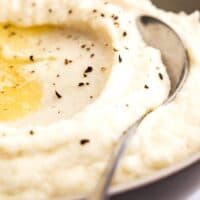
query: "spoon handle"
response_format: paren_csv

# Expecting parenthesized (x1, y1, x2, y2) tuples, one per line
(88, 114, 147, 200)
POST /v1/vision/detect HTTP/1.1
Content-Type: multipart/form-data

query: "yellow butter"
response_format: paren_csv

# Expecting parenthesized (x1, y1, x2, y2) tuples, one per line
(0, 24, 45, 122)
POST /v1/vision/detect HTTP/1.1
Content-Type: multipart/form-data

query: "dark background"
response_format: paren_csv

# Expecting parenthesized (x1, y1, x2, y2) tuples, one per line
(112, 0, 200, 200)
(152, 0, 200, 13)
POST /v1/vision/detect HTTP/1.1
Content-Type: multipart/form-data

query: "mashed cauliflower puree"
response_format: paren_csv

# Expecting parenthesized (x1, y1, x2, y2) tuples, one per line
(0, 0, 199, 199)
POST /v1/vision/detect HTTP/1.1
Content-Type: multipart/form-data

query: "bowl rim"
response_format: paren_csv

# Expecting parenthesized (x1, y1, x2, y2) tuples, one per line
(69, 152, 200, 200)
(110, 152, 200, 196)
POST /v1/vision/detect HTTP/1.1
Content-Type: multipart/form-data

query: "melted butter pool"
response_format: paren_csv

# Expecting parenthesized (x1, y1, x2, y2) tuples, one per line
(0, 24, 44, 122)
(0, 23, 113, 126)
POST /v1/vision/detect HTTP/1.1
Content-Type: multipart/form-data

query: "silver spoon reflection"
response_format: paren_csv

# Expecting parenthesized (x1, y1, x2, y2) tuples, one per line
(88, 15, 189, 200)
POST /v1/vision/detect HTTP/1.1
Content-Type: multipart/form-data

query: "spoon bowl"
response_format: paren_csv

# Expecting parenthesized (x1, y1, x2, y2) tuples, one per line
(88, 15, 189, 200)
(137, 16, 189, 100)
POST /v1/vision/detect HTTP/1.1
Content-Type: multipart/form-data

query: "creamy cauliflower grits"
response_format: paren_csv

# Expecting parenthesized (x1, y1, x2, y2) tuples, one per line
(0, 0, 199, 199)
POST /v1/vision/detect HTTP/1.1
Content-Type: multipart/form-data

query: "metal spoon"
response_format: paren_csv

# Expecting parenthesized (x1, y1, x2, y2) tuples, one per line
(88, 15, 189, 200)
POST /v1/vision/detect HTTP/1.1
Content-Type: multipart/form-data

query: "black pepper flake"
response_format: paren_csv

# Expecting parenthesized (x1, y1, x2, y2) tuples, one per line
(55, 91, 62, 99)
(29, 130, 34, 135)
(123, 31, 127, 37)
(56, 74, 60, 78)
(84, 66, 93, 73)
(81, 44, 86, 49)
(64, 59, 69, 65)
(3, 24, 10, 29)
(114, 16, 118, 20)
(29, 55, 34, 62)
(86, 82, 90, 86)
(9, 32, 16, 37)
(80, 139, 90, 145)
(118, 54, 122, 63)
(101, 67, 106, 72)
(101, 13, 105, 17)
(90, 53, 95, 58)
(114, 22, 119, 26)
(86, 47, 90, 51)
(64, 59, 72, 65)
(90, 96, 93, 99)
(93, 9, 97, 13)
(113, 48, 118, 52)
(83, 74, 87, 78)
(68, 9, 73, 14)
(78, 82, 85, 87)
(144, 84, 149, 89)
(125, 104, 129, 107)
(158, 73, 163, 80)
(48, 8, 53, 13)
(111, 15, 119, 20)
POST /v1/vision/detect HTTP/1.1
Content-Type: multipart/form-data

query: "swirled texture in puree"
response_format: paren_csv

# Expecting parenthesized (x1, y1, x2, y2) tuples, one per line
(0, 0, 199, 199)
